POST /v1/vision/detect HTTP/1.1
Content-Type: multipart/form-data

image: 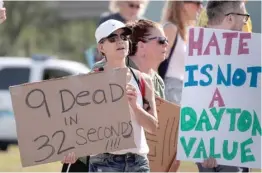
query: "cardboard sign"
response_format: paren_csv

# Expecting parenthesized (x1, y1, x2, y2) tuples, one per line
(177, 27, 262, 169)
(146, 97, 180, 172)
(9, 68, 136, 167)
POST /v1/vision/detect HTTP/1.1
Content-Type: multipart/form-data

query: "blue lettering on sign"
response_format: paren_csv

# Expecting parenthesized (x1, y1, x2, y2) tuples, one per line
(184, 64, 261, 88)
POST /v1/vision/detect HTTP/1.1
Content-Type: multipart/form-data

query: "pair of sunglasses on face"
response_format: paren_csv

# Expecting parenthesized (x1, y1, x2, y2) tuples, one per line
(146, 37, 168, 45)
(225, 13, 250, 23)
(100, 33, 129, 43)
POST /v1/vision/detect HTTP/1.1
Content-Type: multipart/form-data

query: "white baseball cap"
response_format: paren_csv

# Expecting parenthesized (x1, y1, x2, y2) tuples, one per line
(95, 19, 132, 43)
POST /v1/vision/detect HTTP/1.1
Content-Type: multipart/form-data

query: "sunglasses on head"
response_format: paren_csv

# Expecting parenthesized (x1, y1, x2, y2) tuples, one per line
(146, 37, 168, 45)
(127, 2, 141, 9)
(100, 33, 129, 43)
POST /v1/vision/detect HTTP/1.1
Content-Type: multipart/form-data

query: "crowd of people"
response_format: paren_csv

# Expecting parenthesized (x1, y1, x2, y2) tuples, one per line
(62, 0, 253, 172)
(0, 0, 254, 172)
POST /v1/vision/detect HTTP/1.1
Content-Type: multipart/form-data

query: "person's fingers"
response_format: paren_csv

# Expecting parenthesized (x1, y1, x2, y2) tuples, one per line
(126, 90, 137, 96)
(69, 152, 74, 163)
(127, 94, 136, 100)
(126, 84, 135, 91)
(64, 155, 69, 164)
(72, 152, 76, 163)
(126, 71, 131, 83)
(208, 158, 214, 168)
(205, 158, 216, 168)
(201, 160, 207, 168)
(213, 158, 217, 167)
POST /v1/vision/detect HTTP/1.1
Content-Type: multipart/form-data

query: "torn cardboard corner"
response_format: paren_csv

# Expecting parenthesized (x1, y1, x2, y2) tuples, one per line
(9, 68, 136, 167)
(146, 96, 180, 172)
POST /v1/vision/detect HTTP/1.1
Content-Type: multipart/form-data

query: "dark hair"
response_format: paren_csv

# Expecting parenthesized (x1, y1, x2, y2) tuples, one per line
(127, 19, 161, 56)
(207, 0, 243, 25)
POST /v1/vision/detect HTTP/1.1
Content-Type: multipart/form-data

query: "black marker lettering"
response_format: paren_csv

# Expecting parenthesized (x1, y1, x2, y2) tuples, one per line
(93, 90, 107, 104)
(69, 114, 78, 125)
(76, 128, 87, 145)
(60, 89, 75, 113)
(76, 91, 91, 106)
(109, 83, 124, 102)
(97, 127, 104, 140)
(26, 89, 51, 118)
(87, 128, 98, 142)
(122, 121, 133, 138)
(104, 127, 112, 138)
(33, 135, 55, 162)
(110, 124, 120, 137)
(52, 130, 75, 155)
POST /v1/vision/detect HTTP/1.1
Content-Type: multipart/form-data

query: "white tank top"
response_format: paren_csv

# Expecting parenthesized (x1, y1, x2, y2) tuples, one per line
(109, 74, 149, 156)
(165, 33, 186, 81)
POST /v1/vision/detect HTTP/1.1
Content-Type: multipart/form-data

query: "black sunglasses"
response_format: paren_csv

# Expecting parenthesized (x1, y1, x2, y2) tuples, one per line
(127, 2, 141, 9)
(225, 13, 250, 23)
(146, 37, 168, 45)
(100, 33, 129, 43)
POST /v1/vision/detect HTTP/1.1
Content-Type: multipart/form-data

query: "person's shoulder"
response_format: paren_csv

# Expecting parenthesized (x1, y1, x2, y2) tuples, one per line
(154, 72, 165, 88)
(163, 22, 177, 31)
(91, 59, 106, 71)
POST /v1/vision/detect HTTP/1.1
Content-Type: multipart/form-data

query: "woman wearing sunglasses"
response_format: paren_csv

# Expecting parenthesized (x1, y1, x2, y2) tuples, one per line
(158, 1, 202, 172)
(62, 19, 158, 172)
(126, 19, 168, 99)
(160, 0, 202, 104)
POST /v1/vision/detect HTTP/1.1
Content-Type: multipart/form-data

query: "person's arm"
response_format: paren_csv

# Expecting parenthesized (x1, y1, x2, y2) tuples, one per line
(136, 73, 158, 134)
(168, 159, 180, 172)
(127, 73, 158, 134)
(163, 23, 177, 56)
(201, 158, 217, 168)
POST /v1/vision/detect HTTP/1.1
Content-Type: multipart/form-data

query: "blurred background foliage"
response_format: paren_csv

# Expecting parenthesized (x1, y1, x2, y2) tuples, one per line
(0, 1, 97, 64)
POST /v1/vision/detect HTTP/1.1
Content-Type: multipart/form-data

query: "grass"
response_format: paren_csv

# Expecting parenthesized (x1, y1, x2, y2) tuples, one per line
(0, 145, 260, 172)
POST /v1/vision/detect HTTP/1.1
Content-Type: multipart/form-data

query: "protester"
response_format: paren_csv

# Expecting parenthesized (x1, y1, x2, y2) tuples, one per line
(85, 0, 148, 69)
(197, 0, 252, 32)
(92, 19, 181, 172)
(84, 1, 148, 69)
(197, 1, 250, 172)
(160, 0, 202, 104)
(94, 19, 168, 99)
(62, 19, 158, 172)
(98, 0, 148, 25)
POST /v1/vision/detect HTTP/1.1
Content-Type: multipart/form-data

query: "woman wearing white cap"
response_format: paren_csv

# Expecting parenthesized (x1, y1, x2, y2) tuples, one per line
(62, 19, 158, 172)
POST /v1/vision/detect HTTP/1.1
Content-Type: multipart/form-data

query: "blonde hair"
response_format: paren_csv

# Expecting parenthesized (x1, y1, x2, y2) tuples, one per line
(161, 1, 194, 41)
(109, 0, 149, 17)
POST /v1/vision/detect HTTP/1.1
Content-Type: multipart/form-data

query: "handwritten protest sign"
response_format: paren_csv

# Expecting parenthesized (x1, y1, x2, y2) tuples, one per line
(146, 97, 180, 172)
(177, 27, 261, 169)
(9, 68, 136, 167)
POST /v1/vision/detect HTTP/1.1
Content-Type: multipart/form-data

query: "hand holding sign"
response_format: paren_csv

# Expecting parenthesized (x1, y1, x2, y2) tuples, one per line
(126, 83, 138, 109)
(62, 152, 77, 164)
(177, 27, 261, 169)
